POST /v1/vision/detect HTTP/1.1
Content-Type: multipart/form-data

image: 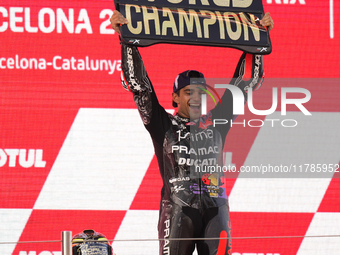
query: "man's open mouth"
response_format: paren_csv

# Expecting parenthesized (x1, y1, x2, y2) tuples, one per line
(190, 103, 201, 111)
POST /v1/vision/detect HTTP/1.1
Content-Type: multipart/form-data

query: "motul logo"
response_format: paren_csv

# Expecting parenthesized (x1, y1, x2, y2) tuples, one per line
(0, 149, 46, 168)
(266, 0, 306, 4)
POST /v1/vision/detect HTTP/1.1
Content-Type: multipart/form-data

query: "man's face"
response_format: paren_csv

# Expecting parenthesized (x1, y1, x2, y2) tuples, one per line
(172, 84, 206, 120)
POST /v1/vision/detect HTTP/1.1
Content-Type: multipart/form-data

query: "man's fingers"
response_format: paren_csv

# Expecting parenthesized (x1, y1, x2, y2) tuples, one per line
(260, 12, 274, 31)
(110, 10, 128, 34)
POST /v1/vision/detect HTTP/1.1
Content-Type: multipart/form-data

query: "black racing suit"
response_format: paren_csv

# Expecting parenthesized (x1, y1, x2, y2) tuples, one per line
(120, 43, 264, 255)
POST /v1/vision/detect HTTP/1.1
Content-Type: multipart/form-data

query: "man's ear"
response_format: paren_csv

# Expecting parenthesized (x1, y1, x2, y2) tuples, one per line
(172, 92, 180, 105)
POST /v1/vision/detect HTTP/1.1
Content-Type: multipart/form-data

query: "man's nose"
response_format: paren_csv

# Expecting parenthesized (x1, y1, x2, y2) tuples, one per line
(191, 92, 201, 102)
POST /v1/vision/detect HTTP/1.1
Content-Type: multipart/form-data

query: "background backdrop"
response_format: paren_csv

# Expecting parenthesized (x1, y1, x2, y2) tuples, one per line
(1, 0, 340, 255)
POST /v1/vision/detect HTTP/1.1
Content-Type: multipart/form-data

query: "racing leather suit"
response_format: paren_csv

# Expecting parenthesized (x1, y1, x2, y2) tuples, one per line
(120, 42, 264, 255)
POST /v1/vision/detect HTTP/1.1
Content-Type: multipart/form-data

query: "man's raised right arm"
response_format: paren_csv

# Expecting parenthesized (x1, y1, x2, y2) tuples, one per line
(110, 10, 154, 125)
(110, 11, 171, 143)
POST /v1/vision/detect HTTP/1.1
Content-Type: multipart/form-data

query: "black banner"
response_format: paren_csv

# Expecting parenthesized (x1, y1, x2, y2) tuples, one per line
(114, 0, 271, 54)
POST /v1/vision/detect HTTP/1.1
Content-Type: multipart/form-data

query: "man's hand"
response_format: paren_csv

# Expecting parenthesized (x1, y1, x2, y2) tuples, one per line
(260, 12, 274, 32)
(110, 10, 128, 35)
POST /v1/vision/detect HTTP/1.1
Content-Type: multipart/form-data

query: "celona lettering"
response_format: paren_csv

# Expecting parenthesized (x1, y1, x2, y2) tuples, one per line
(0, 7, 92, 33)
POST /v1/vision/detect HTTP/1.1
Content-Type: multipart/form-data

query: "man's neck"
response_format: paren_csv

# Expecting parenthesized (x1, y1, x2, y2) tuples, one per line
(176, 113, 199, 123)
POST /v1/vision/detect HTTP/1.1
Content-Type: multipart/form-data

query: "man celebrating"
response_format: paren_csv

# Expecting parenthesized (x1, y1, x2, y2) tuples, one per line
(111, 11, 273, 255)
